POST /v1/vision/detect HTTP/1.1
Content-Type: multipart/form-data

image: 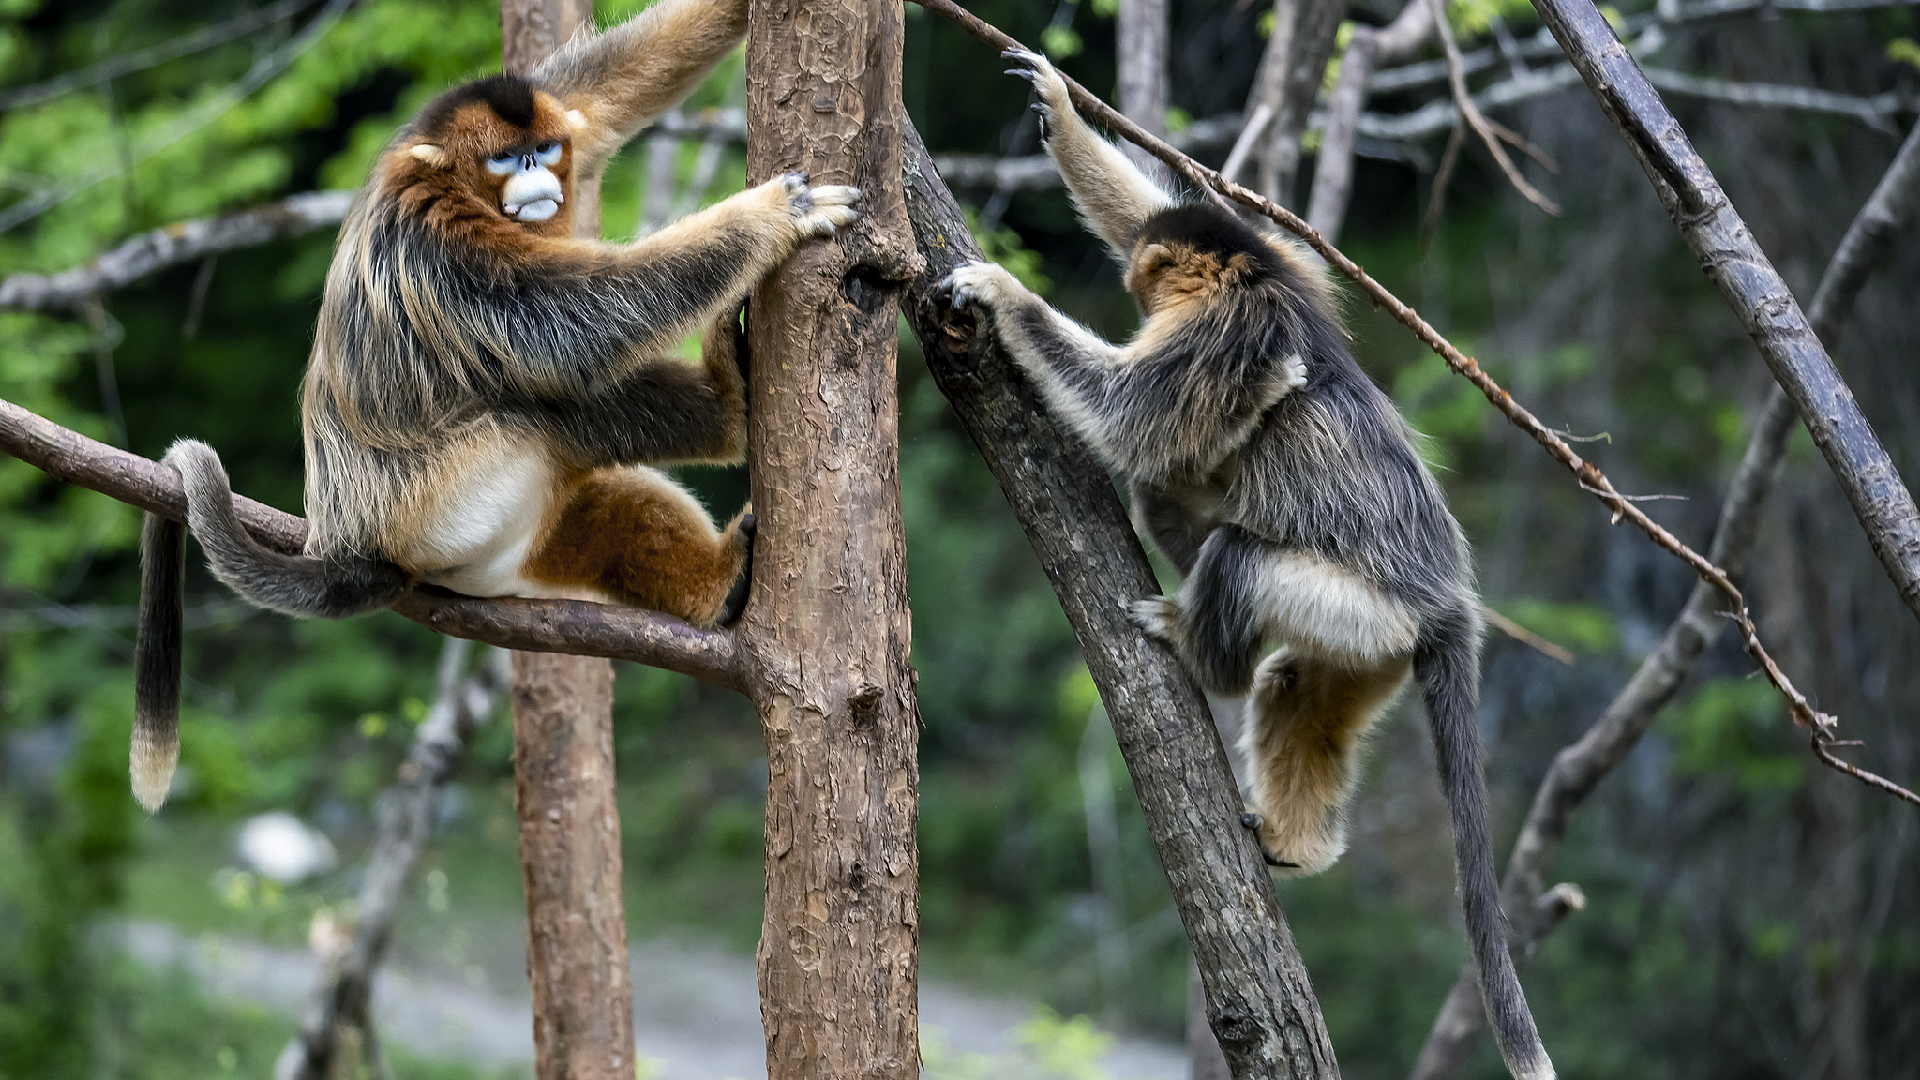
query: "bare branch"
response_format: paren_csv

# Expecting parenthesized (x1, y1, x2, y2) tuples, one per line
(1482, 606, 1576, 666)
(1409, 118, 1920, 1080)
(1252, 0, 1348, 204)
(275, 638, 509, 1080)
(0, 0, 324, 111)
(1306, 0, 1436, 240)
(1532, 0, 1920, 633)
(0, 396, 745, 690)
(0, 191, 355, 310)
(903, 121, 1342, 1080)
(906, 0, 1917, 808)
(0, 0, 354, 235)
(1429, 0, 1562, 215)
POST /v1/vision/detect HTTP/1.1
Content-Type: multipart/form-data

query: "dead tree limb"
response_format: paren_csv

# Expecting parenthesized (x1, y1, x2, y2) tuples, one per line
(908, 0, 1915, 805)
(0, 191, 356, 311)
(1531, 0, 1920, 628)
(1251, 0, 1347, 205)
(1306, 0, 1435, 240)
(275, 639, 509, 1080)
(902, 120, 1340, 1080)
(1427, 0, 1561, 215)
(1407, 117, 1920, 1080)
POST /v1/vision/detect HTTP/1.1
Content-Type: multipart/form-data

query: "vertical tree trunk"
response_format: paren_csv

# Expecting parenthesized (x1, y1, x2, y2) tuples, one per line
(501, 7, 635, 1080)
(741, 1, 921, 1078)
(1116, 0, 1169, 178)
(1251, 0, 1344, 207)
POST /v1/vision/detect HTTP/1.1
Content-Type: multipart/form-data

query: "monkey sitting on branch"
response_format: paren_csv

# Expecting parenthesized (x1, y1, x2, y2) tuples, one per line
(936, 49, 1554, 1080)
(133, 0, 861, 813)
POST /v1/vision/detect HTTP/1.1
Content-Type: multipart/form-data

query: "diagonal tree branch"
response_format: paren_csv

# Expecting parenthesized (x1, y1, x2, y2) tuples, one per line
(0, 190, 356, 311)
(1530, 0, 1920, 628)
(1407, 116, 1920, 1080)
(902, 120, 1341, 1080)
(0, 396, 744, 689)
(907, 0, 1916, 806)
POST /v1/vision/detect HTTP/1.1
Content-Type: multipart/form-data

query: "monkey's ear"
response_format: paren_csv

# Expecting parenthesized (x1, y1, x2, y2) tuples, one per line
(1136, 243, 1174, 274)
(410, 143, 450, 168)
(563, 109, 589, 131)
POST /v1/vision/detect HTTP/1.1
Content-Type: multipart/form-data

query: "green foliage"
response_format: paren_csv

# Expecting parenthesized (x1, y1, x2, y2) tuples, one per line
(923, 1007, 1117, 1080)
(1449, 0, 1537, 37)
(1665, 679, 1804, 792)
(1496, 599, 1620, 655)
(1041, 24, 1084, 60)
(1889, 37, 1920, 71)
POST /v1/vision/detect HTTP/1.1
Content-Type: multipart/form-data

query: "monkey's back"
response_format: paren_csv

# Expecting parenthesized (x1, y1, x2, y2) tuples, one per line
(1225, 344, 1472, 616)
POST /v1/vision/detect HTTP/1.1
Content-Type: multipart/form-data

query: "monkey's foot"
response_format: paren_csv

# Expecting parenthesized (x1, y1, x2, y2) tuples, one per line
(1127, 595, 1181, 644)
(938, 262, 1015, 313)
(718, 513, 757, 627)
(1238, 812, 1300, 869)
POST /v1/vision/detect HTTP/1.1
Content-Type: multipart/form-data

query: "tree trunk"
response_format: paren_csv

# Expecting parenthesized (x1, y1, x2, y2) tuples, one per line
(1252, 0, 1344, 207)
(741, 0, 922, 1077)
(1116, 0, 1169, 179)
(501, 7, 635, 1080)
(902, 122, 1340, 1080)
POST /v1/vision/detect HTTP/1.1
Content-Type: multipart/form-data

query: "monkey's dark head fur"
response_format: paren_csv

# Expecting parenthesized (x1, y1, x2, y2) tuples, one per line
(412, 75, 540, 137)
(1124, 203, 1338, 324)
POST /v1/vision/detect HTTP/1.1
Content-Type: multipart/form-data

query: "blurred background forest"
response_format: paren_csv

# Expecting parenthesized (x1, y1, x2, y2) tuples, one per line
(1, 0, 1917, 1077)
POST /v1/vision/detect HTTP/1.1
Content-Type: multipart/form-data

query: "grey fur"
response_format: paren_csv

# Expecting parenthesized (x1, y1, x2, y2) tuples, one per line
(937, 48, 1554, 1080)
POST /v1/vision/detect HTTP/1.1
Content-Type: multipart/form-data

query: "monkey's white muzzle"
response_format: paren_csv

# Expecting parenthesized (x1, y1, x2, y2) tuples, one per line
(501, 168, 563, 222)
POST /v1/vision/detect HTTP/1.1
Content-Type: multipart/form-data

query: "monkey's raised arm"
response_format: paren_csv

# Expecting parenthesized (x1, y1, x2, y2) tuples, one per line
(533, 0, 750, 175)
(1005, 50, 1174, 267)
(941, 262, 1305, 484)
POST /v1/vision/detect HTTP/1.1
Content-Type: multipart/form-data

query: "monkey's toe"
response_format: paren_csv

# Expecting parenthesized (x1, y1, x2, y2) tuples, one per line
(1127, 596, 1179, 641)
(1239, 811, 1301, 869)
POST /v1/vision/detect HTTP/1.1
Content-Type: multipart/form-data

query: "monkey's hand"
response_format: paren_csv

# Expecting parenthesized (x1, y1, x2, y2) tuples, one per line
(1127, 595, 1181, 645)
(768, 172, 863, 239)
(1279, 352, 1308, 395)
(936, 261, 1022, 315)
(1001, 49, 1072, 140)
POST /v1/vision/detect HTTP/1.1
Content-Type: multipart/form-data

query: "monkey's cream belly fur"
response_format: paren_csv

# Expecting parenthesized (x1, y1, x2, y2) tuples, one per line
(392, 442, 613, 604)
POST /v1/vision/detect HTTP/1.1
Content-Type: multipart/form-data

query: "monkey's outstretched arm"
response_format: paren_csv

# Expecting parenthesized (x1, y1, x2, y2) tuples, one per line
(941, 261, 1305, 482)
(469, 174, 856, 403)
(534, 0, 750, 175)
(1004, 49, 1173, 267)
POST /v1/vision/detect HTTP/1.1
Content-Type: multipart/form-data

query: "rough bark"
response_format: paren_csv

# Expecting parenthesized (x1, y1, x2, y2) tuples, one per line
(903, 123, 1339, 1080)
(502, 9, 634, 1080)
(1407, 118, 1920, 1080)
(511, 651, 635, 1080)
(738, 0, 922, 1076)
(1531, 0, 1920, 624)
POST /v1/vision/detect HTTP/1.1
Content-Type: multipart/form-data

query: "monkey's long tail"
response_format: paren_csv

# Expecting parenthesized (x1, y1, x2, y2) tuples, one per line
(1414, 602, 1555, 1080)
(131, 439, 410, 811)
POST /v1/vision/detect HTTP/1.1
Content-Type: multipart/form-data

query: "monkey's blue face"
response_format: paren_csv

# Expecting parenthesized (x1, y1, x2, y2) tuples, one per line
(486, 140, 565, 222)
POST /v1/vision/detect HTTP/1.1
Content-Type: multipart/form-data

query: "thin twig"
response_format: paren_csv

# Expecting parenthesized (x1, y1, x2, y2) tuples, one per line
(1421, 121, 1466, 247)
(0, 0, 324, 111)
(1428, 0, 1562, 215)
(0, 0, 354, 234)
(1482, 606, 1576, 666)
(907, 0, 1917, 807)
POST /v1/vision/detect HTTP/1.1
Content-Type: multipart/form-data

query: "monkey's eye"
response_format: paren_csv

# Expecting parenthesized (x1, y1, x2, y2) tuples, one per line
(485, 151, 520, 175)
(534, 141, 562, 166)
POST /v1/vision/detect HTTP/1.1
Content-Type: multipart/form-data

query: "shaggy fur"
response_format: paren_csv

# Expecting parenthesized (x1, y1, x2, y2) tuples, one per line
(134, 0, 858, 812)
(938, 49, 1554, 1080)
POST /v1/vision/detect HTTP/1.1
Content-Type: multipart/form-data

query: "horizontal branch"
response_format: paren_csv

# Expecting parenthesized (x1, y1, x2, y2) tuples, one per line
(0, 397, 744, 690)
(0, 190, 356, 310)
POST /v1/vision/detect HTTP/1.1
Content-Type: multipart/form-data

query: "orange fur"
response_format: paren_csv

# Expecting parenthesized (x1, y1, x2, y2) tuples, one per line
(388, 94, 580, 244)
(521, 466, 750, 626)
(1243, 650, 1412, 875)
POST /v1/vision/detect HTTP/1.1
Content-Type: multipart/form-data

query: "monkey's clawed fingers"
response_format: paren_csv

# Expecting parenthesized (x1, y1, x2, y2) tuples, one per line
(935, 262, 1010, 313)
(771, 172, 864, 238)
(1239, 813, 1300, 869)
(998, 48, 1069, 106)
